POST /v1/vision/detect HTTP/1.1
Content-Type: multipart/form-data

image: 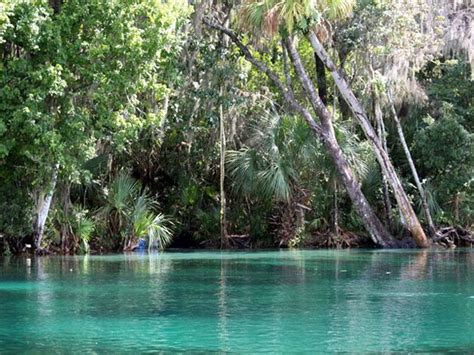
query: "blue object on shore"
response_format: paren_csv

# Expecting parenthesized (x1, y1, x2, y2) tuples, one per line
(136, 238, 147, 251)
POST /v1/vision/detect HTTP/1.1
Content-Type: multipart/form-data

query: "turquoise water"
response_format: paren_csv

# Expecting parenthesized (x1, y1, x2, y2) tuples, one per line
(1, 249, 474, 352)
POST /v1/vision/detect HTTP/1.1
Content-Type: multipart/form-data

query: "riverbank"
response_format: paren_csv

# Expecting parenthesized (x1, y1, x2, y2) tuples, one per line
(2, 226, 473, 256)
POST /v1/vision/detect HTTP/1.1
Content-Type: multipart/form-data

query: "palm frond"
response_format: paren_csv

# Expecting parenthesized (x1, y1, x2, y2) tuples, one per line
(72, 207, 95, 253)
(106, 172, 139, 214)
(321, 0, 355, 20)
(238, 0, 354, 37)
(148, 213, 174, 250)
(227, 148, 261, 196)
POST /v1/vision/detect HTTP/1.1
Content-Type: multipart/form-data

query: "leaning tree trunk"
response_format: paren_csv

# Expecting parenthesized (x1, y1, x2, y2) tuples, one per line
(34, 164, 59, 252)
(388, 92, 437, 237)
(309, 33, 430, 248)
(320, 117, 394, 247)
(284, 37, 395, 247)
(204, 19, 394, 247)
(373, 91, 393, 229)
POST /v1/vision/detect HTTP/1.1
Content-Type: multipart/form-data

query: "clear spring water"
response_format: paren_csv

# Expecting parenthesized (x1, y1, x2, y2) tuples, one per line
(1, 249, 474, 352)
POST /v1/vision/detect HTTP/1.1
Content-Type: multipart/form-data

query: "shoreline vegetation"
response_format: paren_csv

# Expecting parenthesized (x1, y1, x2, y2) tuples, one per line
(0, 0, 472, 255)
(2, 225, 474, 256)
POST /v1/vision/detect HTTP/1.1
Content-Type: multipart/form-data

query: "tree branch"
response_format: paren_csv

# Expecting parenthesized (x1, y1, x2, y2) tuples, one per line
(203, 17, 323, 136)
(281, 39, 293, 89)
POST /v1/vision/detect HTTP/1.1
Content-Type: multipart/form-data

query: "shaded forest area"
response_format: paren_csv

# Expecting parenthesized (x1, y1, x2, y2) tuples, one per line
(0, 0, 472, 254)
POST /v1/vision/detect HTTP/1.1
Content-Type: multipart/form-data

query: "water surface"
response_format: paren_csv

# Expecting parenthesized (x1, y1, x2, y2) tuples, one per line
(1, 249, 474, 352)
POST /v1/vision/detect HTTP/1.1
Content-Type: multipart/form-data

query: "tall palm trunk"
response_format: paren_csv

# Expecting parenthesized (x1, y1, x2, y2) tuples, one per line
(388, 92, 437, 237)
(34, 164, 59, 251)
(309, 33, 430, 248)
(220, 86, 228, 248)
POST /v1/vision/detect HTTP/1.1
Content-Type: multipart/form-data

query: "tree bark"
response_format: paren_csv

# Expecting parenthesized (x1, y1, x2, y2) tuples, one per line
(309, 32, 430, 248)
(373, 92, 393, 229)
(282, 40, 293, 89)
(453, 194, 460, 223)
(59, 182, 72, 253)
(388, 92, 436, 237)
(34, 164, 59, 252)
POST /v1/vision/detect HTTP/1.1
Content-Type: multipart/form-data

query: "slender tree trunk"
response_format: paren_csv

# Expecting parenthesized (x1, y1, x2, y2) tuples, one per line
(388, 93, 437, 237)
(219, 11, 230, 248)
(282, 40, 292, 88)
(453, 193, 460, 223)
(220, 86, 228, 248)
(204, 20, 394, 247)
(309, 33, 430, 248)
(34, 164, 59, 252)
(333, 178, 339, 236)
(59, 182, 72, 253)
(373, 92, 393, 229)
(321, 122, 394, 246)
(315, 54, 328, 105)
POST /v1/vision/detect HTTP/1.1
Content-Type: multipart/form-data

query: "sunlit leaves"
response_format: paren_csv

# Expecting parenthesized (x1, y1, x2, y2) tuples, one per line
(238, 0, 355, 37)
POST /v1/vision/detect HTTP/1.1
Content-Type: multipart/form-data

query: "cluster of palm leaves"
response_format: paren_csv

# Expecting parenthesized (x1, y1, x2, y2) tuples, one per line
(72, 207, 95, 253)
(99, 173, 174, 251)
(238, 0, 355, 37)
(228, 112, 372, 199)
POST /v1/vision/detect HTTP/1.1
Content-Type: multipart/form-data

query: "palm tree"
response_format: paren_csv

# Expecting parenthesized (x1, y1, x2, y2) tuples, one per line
(305, 9, 430, 247)
(147, 214, 174, 251)
(239, 0, 355, 38)
(99, 173, 174, 250)
(130, 193, 174, 250)
(227, 112, 314, 245)
(228, 111, 373, 245)
(72, 207, 95, 254)
(99, 172, 138, 241)
(228, 113, 314, 200)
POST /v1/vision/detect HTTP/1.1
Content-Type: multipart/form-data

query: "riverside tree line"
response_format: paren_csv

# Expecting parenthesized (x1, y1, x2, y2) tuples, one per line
(0, 0, 472, 254)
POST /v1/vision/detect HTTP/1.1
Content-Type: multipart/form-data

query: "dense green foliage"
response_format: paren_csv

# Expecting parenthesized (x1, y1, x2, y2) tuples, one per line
(0, 0, 472, 254)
